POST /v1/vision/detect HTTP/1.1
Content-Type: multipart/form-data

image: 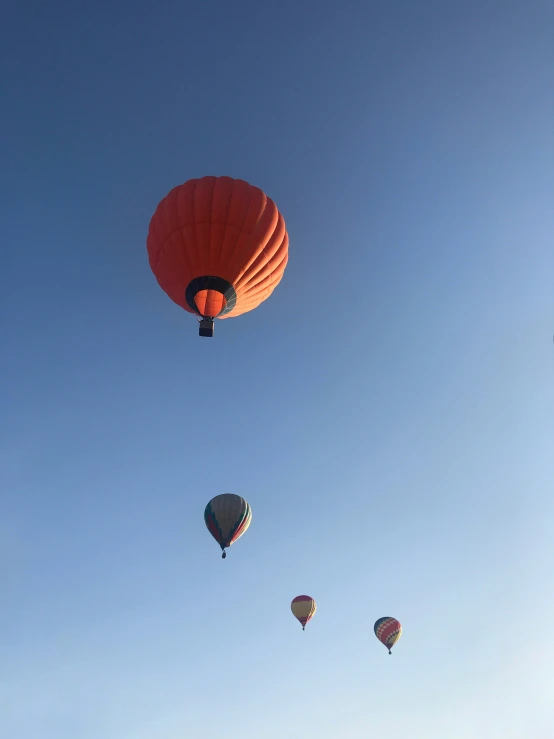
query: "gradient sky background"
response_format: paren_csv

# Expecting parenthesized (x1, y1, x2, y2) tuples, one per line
(1, 2, 553, 738)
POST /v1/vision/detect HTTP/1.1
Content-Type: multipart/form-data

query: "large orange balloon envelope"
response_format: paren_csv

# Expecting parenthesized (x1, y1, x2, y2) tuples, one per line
(291, 595, 317, 631)
(374, 617, 402, 654)
(147, 176, 289, 336)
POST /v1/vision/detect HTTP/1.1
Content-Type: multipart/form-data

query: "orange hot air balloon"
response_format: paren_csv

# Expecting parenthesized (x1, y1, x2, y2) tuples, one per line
(291, 595, 317, 631)
(147, 176, 289, 337)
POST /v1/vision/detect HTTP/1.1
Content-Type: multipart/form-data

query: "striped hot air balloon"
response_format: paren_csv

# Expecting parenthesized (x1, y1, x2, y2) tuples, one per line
(147, 176, 289, 337)
(204, 494, 252, 559)
(291, 595, 317, 631)
(374, 617, 402, 654)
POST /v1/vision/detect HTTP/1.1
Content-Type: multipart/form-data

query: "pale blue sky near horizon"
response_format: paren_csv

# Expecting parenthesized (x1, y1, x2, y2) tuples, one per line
(1, 1, 553, 737)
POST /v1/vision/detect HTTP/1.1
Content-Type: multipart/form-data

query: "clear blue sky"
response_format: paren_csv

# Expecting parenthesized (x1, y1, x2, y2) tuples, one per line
(1, 1, 553, 737)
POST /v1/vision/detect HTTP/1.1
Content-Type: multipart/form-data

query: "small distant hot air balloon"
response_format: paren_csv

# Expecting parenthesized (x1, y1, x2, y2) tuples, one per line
(147, 175, 289, 337)
(204, 494, 252, 559)
(291, 595, 317, 631)
(374, 617, 402, 654)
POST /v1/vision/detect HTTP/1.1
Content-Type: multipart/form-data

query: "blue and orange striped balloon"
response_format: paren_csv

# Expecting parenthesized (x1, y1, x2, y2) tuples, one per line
(374, 617, 402, 654)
